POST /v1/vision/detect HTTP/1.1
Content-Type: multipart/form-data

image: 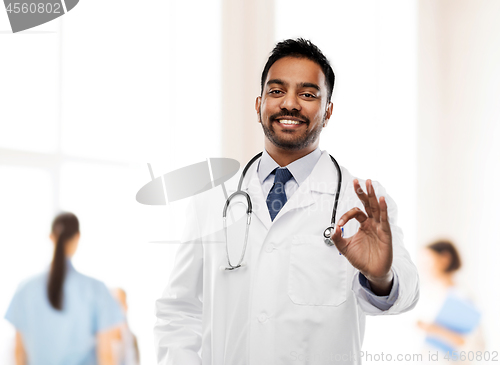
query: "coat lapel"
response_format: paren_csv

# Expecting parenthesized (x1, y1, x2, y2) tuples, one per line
(242, 159, 273, 230)
(273, 151, 341, 224)
(272, 179, 315, 222)
(308, 151, 341, 195)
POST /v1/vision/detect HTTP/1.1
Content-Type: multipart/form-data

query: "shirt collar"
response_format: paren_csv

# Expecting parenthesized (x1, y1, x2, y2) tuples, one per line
(66, 258, 75, 272)
(257, 148, 322, 186)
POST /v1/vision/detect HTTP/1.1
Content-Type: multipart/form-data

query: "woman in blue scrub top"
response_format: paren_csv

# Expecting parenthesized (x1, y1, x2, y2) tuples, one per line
(5, 212, 124, 365)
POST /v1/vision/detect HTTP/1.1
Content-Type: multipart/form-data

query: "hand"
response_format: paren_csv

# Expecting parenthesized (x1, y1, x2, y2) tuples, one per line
(417, 320, 466, 346)
(331, 179, 393, 295)
(417, 320, 433, 332)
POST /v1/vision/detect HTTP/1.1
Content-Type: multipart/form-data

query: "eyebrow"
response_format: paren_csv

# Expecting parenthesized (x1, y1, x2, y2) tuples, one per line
(266, 79, 321, 92)
(299, 82, 320, 92)
(267, 79, 286, 87)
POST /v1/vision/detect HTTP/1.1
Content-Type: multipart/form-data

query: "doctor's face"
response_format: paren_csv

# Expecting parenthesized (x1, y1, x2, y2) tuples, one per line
(256, 56, 333, 154)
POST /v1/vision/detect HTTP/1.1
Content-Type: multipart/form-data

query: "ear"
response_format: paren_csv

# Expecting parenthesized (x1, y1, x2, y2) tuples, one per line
(323, 102, 333, 127)
(255, 96, 262, 123)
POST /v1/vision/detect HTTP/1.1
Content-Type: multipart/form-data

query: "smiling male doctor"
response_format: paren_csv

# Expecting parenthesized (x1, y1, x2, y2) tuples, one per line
(154, 38, 419, 365)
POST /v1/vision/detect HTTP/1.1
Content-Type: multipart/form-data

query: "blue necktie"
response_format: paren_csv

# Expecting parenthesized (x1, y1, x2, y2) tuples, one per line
(266, 168, 293, 221)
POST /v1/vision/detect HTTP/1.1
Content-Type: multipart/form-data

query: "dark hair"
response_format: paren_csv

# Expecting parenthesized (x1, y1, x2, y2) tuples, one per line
(260, 38, 336, 102)
(427, 240, 462, 273)
(48, 212, 79, 310)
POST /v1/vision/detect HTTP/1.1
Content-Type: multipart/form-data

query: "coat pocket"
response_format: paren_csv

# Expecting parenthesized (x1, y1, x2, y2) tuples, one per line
(288, 235, 347, 306)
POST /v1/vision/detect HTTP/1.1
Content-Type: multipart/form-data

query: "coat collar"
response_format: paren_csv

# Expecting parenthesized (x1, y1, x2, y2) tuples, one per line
(257, 148, 322, 187)
(308, 151, 343, 194)
(239, 150, 348, 229)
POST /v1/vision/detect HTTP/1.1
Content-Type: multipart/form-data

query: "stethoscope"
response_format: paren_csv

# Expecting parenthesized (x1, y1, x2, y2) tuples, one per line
(222, 152, 343, 270)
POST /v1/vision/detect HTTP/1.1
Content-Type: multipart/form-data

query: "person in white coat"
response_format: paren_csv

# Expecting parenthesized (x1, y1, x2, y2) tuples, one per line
(154, 38, 419, 365)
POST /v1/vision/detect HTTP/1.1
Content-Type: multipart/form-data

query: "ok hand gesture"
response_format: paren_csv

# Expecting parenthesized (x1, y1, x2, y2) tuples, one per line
(330, 179, 393, 295)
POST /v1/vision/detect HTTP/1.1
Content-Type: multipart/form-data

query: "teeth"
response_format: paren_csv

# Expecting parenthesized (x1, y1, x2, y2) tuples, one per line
(278, 119, 301, 125)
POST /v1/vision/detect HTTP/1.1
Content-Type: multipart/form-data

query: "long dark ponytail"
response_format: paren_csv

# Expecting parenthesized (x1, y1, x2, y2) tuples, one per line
(48, 212, 80, 310)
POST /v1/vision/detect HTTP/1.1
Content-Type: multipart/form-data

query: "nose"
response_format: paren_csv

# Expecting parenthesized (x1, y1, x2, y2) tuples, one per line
(280, 92, 301, 111)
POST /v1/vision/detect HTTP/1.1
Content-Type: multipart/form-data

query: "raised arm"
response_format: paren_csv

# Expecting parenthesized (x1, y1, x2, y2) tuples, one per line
(97, 326, 121, 365)
(14, 331, 27, 365)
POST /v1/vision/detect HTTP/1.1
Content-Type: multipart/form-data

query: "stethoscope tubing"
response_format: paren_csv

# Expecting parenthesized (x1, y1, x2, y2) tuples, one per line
(222, 151, 343, 269)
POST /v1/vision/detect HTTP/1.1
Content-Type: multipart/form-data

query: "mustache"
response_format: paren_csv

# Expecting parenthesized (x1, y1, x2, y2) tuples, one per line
(269, 111, 310, 124)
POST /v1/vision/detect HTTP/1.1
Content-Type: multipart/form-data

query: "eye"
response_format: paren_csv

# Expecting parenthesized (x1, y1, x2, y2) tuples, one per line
(302, 93, 316, 98)
(269, 89, 283, 95)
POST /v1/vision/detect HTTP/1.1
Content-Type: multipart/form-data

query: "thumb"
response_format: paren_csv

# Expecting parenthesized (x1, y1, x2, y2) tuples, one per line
(331, 224, 348, 254)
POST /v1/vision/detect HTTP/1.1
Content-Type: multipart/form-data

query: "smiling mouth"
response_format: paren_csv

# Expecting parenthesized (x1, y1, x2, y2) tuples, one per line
(274, 117, 305, 125)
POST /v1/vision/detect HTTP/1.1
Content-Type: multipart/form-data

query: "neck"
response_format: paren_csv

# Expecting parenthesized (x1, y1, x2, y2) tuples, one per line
(438, 273, 455, 288)
(265, 141, 318, 167)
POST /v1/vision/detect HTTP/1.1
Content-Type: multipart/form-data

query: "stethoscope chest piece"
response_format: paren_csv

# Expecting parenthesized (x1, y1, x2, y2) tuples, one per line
(323, 226, 335, 246)
(323, 225, 344, 247)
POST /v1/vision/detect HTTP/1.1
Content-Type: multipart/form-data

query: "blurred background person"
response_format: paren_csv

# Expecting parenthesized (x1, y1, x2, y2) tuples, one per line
(3, 212, 124, 365)
(417, 240, 484, 363)
(111, 288, 140, 365)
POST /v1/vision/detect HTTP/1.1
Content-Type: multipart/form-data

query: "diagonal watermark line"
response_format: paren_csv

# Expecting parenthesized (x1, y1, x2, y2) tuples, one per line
(60, 0, 68, 13)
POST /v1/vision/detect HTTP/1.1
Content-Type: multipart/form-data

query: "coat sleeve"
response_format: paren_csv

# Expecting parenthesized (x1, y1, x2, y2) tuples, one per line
(154, 197, 204, 365)
(351, 180, 420, 315)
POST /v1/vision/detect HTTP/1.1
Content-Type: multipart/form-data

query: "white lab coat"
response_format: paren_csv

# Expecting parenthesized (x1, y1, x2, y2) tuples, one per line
(154, 151, 419, 365)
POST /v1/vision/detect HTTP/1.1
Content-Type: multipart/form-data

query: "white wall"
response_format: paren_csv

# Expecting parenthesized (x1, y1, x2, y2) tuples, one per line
(220, 0, 274, 164)
(418, 0, 500, 350)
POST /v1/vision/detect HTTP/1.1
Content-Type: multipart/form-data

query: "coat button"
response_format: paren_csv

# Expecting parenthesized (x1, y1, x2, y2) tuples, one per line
(265, 244, 274, 253)
(258, 314, 267, 323)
